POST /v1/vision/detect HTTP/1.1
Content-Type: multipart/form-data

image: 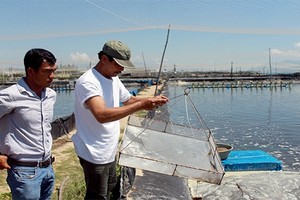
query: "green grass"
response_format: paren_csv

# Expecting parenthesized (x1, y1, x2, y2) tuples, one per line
(0, 167, 10, 200)
(52, 146, 85, 200)
(0, 193, 11, 200)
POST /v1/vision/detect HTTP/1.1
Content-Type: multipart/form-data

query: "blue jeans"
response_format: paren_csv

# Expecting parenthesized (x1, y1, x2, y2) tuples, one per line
(7, 165, 55, 200)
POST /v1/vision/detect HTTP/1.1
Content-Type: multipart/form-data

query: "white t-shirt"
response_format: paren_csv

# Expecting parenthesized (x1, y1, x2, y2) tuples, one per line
(72, 68, 132, 164)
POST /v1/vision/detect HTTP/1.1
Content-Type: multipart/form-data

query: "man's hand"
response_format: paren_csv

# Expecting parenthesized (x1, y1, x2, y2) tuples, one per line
(143, 95, 169, 110)
(0, 155, 11, 170)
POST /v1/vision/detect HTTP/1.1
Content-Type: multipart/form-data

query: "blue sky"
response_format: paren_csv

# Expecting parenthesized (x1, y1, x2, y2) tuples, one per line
(1, 0, 300, 73)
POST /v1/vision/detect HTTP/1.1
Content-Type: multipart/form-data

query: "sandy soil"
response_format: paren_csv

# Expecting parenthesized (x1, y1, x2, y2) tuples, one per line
(52, 130, 76, 169)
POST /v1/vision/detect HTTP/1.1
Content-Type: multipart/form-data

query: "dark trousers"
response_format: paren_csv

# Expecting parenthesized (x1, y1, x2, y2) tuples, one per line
(79, 157, 117, 200)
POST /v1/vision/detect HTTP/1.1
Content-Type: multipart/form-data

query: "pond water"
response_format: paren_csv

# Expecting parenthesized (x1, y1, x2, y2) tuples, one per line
(166, 83, 300, 172)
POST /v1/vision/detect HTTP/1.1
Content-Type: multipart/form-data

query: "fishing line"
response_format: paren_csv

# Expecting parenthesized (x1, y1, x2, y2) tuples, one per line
(185, 94, 223, 169)
(184, 94, 196, 138)
(168, 87, 190, 101)
(186, 94, 211, 136)
(84, 0, 143, 27)
(168, 93, 185, 101)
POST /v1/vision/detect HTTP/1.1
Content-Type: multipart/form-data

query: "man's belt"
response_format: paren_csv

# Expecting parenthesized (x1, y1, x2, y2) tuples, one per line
(8, 156, 55, 168)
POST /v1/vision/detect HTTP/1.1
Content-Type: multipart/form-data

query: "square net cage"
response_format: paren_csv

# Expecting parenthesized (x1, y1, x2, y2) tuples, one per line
(118, 87, 225, 185)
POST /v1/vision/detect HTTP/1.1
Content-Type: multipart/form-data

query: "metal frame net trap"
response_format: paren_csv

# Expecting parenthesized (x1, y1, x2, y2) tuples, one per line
(118, 88, 225, 185)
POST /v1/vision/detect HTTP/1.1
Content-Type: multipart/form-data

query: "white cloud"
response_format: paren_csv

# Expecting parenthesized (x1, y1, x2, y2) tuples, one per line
(70, 52, 90, 62)
(295, 42, 300, 48)
(271, 48, 284, 55)
(271, 48, 300, 58)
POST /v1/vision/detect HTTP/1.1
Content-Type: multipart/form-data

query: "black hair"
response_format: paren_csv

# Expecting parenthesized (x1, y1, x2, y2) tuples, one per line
(98, 51, 114, 62)
(24, 48, 56, 75)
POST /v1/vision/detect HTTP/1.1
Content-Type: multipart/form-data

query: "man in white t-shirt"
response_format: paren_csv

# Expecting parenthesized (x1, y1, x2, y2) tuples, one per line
(72, 40, 169, 200)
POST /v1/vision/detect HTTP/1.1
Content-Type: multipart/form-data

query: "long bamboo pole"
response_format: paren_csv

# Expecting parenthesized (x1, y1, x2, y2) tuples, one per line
(154, 25, 171, 96)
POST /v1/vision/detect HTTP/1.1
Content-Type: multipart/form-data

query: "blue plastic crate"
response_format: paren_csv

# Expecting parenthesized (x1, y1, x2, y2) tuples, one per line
(222, 150, 282, 171)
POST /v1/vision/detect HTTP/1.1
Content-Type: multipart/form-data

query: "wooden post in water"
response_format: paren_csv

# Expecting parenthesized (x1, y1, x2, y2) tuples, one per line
(231, 61, 233, 80)
(269, 48, 272, 77)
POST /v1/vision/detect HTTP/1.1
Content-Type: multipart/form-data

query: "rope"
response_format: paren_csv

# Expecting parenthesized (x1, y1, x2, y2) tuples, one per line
(184, 93, 196, 138)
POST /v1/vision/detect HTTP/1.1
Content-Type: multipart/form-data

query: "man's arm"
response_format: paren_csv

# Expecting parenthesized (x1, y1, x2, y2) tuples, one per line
(123, 95, 167, 105)
(85, 95, 169, 123)
(0, 155, 10, 170)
